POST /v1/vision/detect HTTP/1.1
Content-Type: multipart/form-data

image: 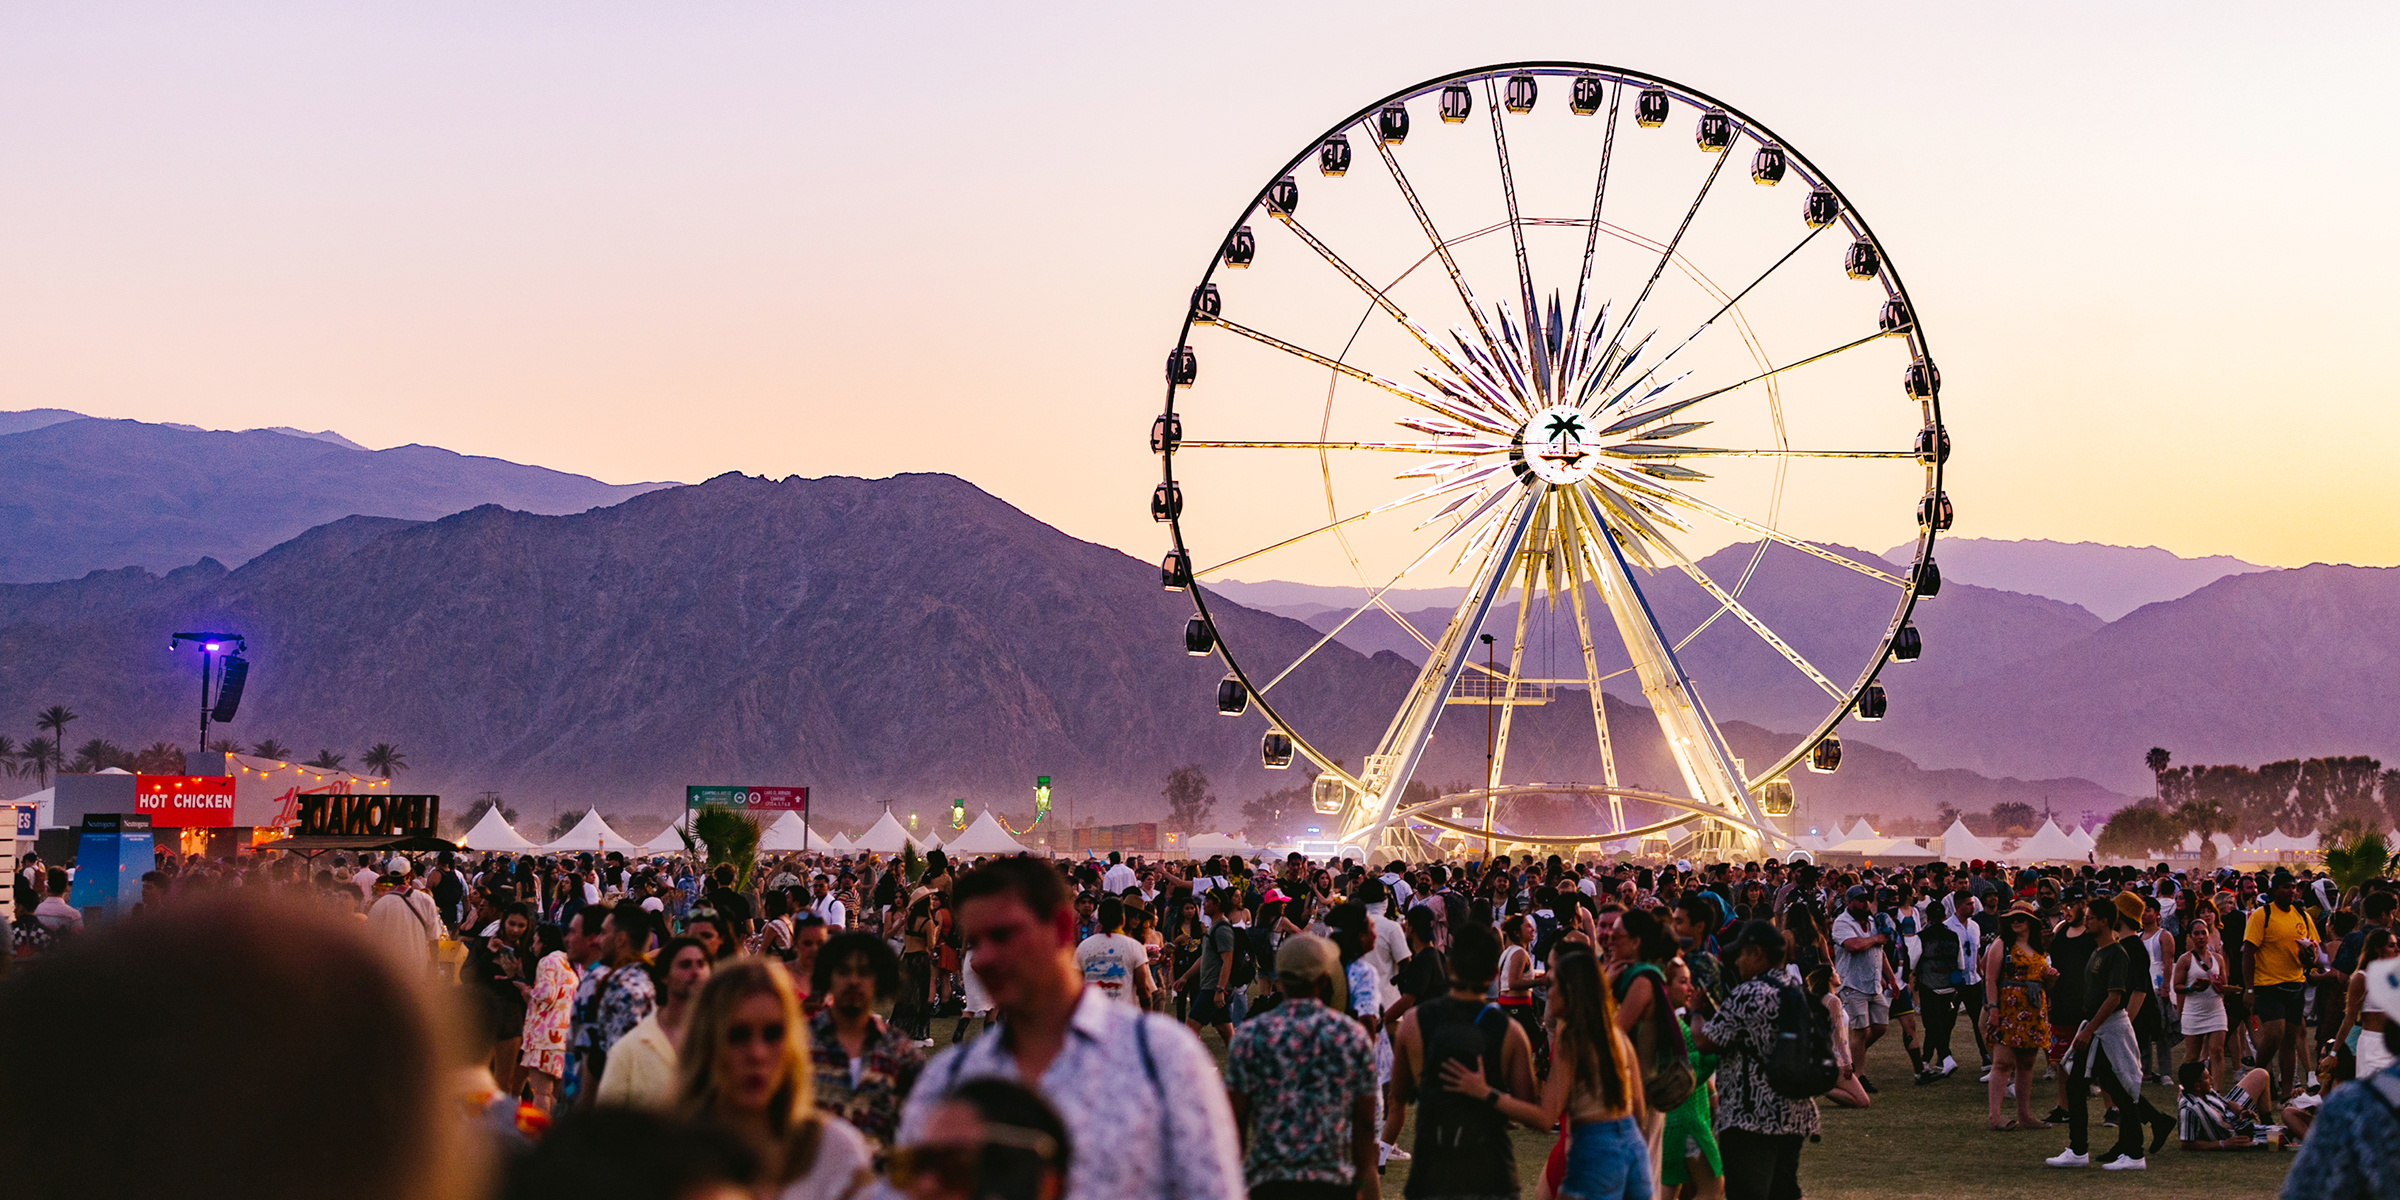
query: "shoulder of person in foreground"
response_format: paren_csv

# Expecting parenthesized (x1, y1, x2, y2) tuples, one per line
(2279, 1076, 2400, 1200)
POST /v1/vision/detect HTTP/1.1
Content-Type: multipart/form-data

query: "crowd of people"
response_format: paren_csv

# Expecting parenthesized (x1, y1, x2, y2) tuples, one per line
(6, 839, 2398, 1200)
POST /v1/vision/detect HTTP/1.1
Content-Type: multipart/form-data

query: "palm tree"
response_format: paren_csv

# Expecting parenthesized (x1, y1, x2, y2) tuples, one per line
(306, 749, 346, 770)
(360, 742, 409, 779)
(206, 737, 239, 754)
(2324, 832, 2392, 906)
(0, 735, 16, 781)
(36, 706, 77, 764)
(20, 737, 56, 788)
(2145, 747, 2172, 797)
(249, 738, 292, 762)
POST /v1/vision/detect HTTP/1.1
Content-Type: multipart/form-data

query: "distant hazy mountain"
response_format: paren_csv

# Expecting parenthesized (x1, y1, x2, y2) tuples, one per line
(1882, 537, 2269, 621)
(0, 472, 2106, 828)
(0, 415, 676, 583)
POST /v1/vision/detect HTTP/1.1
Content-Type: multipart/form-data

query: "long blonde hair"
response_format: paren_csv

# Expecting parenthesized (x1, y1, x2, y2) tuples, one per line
(676, 957, 815, 1135)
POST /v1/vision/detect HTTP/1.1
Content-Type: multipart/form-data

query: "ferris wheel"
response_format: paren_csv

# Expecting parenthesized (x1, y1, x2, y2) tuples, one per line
(1151, 63, 1948, 863)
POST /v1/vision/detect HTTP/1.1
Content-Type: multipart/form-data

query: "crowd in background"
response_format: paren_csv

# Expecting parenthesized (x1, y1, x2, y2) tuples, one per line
(7, 840, 2398, 1200)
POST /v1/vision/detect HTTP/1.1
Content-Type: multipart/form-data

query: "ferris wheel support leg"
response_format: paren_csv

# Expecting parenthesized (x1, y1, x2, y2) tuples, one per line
(1339, 484, 1548, 859)
(1576, 493, 1777, 861)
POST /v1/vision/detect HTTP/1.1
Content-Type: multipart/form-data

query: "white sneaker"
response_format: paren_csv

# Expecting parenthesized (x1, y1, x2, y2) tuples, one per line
(1941, 1055, 1958, 1073)
(2005, 1084, 2016, 1099)
(1381, 1143, 1410, 1162)
(2045, 1150, 2089, 1168)
(2103, 1155, 2147, 1171)
(1980, 1069, 1994, 1082)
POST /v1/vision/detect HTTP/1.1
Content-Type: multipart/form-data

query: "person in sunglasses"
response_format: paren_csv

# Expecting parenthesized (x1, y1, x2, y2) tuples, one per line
(677, 958, 874, 1200)
(889, 1078, 1071, 1200)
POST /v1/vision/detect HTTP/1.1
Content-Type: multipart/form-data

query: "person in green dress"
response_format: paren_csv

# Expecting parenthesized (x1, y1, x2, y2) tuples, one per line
(1662, 957, 1723, 1199)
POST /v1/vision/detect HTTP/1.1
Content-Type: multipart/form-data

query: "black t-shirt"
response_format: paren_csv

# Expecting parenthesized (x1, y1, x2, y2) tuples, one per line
(2049, 926, 2096, 1019)
(1396, 947, 1451, 1004)
(2083, 940, 2131, 1023)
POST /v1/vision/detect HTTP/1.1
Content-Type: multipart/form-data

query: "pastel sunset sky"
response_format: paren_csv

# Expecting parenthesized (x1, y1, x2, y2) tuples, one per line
(2, 1, 2392, 578)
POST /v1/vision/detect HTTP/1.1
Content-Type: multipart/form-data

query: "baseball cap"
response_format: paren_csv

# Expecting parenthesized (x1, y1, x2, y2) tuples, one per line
(1845, 884, 1869, 900)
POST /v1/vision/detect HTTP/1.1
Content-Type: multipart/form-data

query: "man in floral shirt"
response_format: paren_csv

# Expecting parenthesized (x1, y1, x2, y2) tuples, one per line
(807, 932, 922, 1151)
(1696, 919, 1819, 1200)
(1225, 934, 1381, 1200)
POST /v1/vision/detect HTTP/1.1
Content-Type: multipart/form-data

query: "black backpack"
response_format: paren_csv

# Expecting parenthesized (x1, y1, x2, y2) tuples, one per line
(1764, 981, 1840, 1099)
(1226, 925, 1257, 988)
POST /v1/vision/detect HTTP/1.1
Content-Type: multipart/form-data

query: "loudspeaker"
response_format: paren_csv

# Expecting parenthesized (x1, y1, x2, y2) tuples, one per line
(210, 654, 248, 722)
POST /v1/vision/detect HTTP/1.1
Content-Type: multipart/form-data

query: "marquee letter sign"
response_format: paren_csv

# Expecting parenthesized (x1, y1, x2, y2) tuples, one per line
(296, 794, 440, 839)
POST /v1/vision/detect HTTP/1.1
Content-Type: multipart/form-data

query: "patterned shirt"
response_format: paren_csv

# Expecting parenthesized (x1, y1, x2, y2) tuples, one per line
(809, 1008, 924, 1150)
(2280, 1066, 2400, 1200)
(1701, 977, 1821, 1137)
(1224, 998, 1376, 1187)
(895, 986, 1244, 1200)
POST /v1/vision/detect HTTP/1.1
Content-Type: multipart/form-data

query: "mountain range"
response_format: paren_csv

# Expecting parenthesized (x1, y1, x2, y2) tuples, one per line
(0, 472, 2132, 830)
(0, 412, 675, 583)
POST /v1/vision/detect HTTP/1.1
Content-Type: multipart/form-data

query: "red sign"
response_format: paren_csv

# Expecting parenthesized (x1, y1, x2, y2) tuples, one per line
(135, 774, 238, 827)
(685, 786, 808, 812)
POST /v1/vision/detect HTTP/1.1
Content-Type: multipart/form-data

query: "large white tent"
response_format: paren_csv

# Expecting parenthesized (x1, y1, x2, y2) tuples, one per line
(1842, 817, 1878, 841)
(2019, 819, 2085, 863)
(942, 811, 1029, 857)
(1938, 819, 1997, 861)
(759, 811, 827, 852)
(639, 821, 693, 856)
(851, 811, 924, 854)
(824, 832, 855, 853)
(2068, 826, 2098, 855)
(459, 806, 539, 851)
(543, 809, 634, 852)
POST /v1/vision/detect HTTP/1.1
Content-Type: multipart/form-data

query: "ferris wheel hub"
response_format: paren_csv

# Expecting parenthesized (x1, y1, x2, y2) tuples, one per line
(1518, 406, 1604, 485)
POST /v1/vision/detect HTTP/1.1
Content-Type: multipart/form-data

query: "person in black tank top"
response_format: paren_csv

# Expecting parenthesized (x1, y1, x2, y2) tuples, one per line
(1391, 922, 1533, 1199)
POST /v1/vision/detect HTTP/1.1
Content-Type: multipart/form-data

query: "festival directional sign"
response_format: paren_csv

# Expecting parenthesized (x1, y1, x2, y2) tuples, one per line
(685, 786, 808, 812)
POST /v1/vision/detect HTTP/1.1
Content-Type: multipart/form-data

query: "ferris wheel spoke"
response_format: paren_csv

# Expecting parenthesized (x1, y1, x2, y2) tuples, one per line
(1605, 221, 1833, 406)
(1567, 78, 1624, 389)
(1179, 439, 1499, 455)
(1655, 488, 1909, 587)
(1598, 329, 1888, 432)
(1271, 211, 1451, 360)
(1257, 523, 1466, 696)
(1658, 539, 1848, 700)
(1556, 501, 1625, 815)
(1369, 134, 1507, 364)
(1485, 78, 1544, 392)
(1207, 316, 1511, 435)
(1598, 131, 1738, 394)
(1602, 445, 1919, 460)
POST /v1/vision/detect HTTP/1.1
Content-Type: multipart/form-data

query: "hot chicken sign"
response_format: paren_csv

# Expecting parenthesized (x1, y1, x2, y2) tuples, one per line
(134, 775, 238, 827)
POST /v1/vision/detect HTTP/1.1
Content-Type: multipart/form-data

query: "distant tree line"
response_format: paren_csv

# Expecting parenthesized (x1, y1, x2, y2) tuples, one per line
(0, 701, 411, 791)
(2097, 748, 2400, 860)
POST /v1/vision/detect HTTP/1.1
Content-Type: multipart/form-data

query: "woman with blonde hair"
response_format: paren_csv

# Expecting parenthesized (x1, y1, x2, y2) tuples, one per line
(678, 957, 872, 1200)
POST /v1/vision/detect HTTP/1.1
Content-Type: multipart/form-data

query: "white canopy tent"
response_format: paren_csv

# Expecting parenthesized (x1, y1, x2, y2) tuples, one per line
(2019, 819, 2085, 863)
(459, 807, 540, 851)
(543, 809, 634, 852)
(824, 832, 855, 853)
(758, 811, 822, 852)
(638, 822, 693, 856)
(2068, 826, 2098, 855)
(851, 812, 924, 854)
(1937, 819, 1997, 862)
(1842, 817, 1879, 841)
(943, 811, 1029, 857)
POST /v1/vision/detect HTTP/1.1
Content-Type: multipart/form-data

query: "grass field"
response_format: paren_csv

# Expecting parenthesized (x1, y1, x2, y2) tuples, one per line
(1200, 1018, 2296, 1200)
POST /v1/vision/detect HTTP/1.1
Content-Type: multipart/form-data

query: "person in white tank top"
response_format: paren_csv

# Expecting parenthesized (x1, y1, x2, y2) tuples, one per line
(2176, 912, 2232, 1087)
(2340, 929, 2396, 1080)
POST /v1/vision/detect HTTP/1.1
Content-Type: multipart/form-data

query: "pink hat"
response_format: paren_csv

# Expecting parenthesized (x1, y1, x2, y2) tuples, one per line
(1262, 888, 1292, 904)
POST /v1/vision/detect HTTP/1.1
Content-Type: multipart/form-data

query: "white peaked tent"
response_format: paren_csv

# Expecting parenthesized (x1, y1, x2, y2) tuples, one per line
(825, 832, 855, 853)
(2068, 826, 2098, 854)
(1843, 818, 1879, 841)
(851, 811, 923, 854)
(459, 807, 539, 851)
(1938, 819, 1997, 862)
(943, 811, 1029, 857)
(639, 821, 692, 856)
(758, 812, 816, 851)
(544, 809, 633, 852)
(2020, 819, 2084, 863)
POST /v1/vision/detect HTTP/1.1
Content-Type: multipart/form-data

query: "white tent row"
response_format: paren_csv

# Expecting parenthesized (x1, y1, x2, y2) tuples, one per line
(2017, 819, 2086, 863)
(1936, 819, 1998, 861)
(458, 806, 540, 851)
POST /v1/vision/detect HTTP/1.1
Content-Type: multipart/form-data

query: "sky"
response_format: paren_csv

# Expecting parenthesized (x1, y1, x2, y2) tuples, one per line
(3, 0, 2396, 578)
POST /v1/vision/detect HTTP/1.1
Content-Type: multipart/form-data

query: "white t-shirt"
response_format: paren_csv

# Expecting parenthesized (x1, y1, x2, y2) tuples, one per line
(1102, 863, 1138, 894)
(811, 897, 846, 929)
(1364, 911, 1407, 1010)
(1075, 931, 1150, 1003)
(350, 867, 381, 894)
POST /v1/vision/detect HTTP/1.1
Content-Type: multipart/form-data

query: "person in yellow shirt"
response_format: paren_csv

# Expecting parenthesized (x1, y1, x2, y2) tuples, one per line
(597, 936, 714, 1110)
(2242, 871, 2320, 1102)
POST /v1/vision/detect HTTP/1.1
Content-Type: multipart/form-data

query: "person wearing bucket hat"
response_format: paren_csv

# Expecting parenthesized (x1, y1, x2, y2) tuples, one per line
(2280, 953, 2400, 1199)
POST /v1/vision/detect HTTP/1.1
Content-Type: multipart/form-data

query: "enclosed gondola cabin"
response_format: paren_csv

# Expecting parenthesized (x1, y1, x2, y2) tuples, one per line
(1166, 345, 1197, 387)
(1223, 226, 1256, 269)
(1261, 731, 1295, 769)
(1758, 778, 1796, 817)
(1914, 558, 1943, 597)
(1878, 297, 1913, 334)
(1151, 482, 1182, 522)
(1310, 774, 1348, 815)
(1843, 239, 1881, 280)
(1319, 135, 1351, 176)
(1904, 359, 1940, 401)
(1266, 175, 1299, 216)
(1914, 424, 1950, 465)
(1635, 87, 1670, 127)
(1440, 84, 1473, 122)
(1189, 283, 1220, 325)
(1378, 103, 1410, 144)
(1695, 110, 1733, 152)
(1750, 144, 1786, 184)
(1150, 412, 1182, 454)
(1505, 74, 1538, 113)
(1803, 187, 1841, 228)
(1570, 75, 1605, 115)
(1917, 489, 1953, 532)
(1184, 616, 1216, 656)
(1856, 682, 1888, 721)
(1216, 673, 1249, 716)
(1890, 622, 1922, 662)
(1810, 735, 1844, 774)
(1160, 550, 1192, 591)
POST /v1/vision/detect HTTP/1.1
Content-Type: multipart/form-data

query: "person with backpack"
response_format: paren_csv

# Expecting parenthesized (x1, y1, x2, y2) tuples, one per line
(1178, 889, 1251, 1046)
(1389, 922, 1537, 1200)
(1694, 920, 1826, 1200)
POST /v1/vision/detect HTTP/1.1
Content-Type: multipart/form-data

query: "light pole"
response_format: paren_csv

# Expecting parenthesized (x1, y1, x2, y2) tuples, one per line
(1481, 631, 1496, 862)
(171, 631, 246, 755)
